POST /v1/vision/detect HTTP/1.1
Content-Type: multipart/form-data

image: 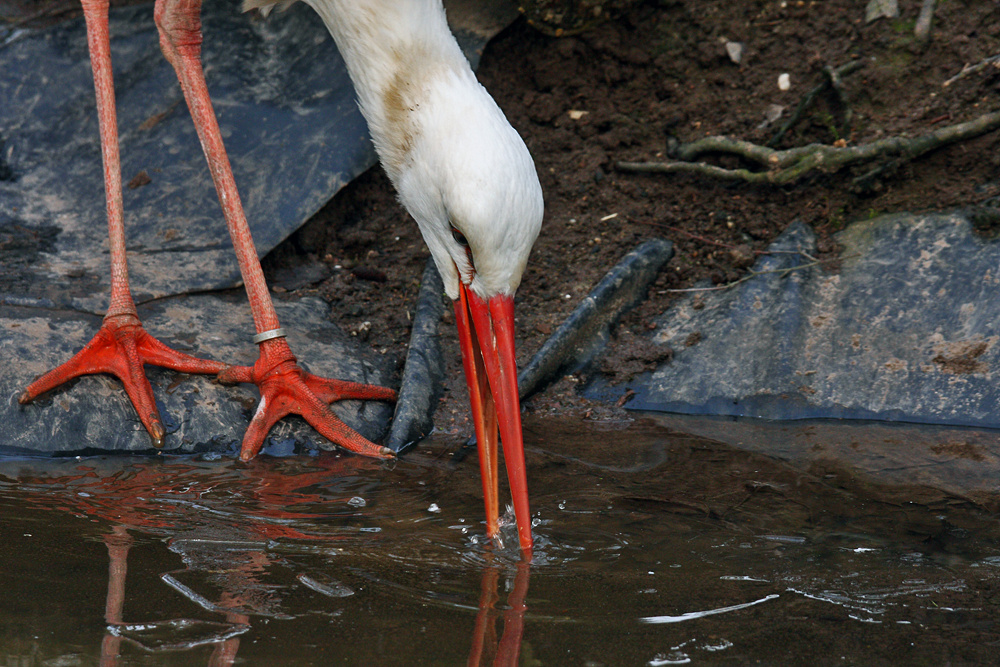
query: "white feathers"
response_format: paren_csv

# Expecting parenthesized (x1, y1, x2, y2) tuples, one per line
(242, 0, 294, 18)
(255, 0, 543, 300)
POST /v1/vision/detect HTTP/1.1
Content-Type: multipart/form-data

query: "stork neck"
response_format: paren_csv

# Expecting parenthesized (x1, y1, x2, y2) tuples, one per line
(304, 0, 464, 109)
(303, 0, 472, 186)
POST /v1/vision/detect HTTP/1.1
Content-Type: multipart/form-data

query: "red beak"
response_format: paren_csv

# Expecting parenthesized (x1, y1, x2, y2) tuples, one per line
(454, 282, 533, 556)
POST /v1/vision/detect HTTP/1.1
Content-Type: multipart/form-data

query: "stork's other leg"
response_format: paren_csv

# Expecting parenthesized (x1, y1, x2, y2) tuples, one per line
(19, 0, 226, 447)
(153, 0, 395, 460)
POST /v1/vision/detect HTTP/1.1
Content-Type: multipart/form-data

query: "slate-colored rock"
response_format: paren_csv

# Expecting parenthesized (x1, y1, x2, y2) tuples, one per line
(2, 294, 395, 455)
(1, 1, 371, 312)
(0, 0, 515, 312)
(591, 213, 1000, 429)
(384, 260, 446, 453)
(518, 238, 673, 399)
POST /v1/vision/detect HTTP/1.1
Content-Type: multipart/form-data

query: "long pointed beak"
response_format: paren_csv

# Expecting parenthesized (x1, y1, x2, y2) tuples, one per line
(454, 282, 533, 556)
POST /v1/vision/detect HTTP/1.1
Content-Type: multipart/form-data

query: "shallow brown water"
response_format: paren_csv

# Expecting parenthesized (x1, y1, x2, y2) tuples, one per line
(3, 415, 1000, 665)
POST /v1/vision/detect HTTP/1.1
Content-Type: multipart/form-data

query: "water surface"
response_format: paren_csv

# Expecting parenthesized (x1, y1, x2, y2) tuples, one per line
(3, 415, 1000, 664)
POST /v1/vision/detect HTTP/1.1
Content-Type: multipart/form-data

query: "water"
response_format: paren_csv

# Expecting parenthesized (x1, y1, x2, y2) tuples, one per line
(3, 414, 1000, 665)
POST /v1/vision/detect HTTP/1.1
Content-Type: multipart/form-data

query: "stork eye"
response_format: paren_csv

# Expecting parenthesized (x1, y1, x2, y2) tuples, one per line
(451, 224, 475, 272)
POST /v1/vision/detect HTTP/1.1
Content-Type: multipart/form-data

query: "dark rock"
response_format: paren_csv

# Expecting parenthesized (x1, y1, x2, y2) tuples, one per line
(593, 213, 1000, 429)
(385, 260, 446, 453)
(0, 0, 514, 312)
(0, 0, 517, 454)
(2, 294, 395, 455)
(519, 238, 673, 399)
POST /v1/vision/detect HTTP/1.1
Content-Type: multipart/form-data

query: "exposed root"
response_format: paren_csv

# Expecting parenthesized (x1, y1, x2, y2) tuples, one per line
(617, 110, 1000, 186)
(943, 53, 1000, 88)
(914, 0, 937, 41)
(660, 255, 854, 295)
(767, 60, 865, 148)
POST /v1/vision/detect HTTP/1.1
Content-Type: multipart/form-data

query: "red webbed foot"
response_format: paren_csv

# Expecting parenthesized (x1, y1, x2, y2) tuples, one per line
(217, 337, 397, 461)
(19, 313, 227, 447)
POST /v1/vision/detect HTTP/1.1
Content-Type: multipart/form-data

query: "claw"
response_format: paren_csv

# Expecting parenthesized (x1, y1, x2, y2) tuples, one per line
(19, 314, 225, 448)
(232, 338, 396, 461)
(148, 420, 166, 448)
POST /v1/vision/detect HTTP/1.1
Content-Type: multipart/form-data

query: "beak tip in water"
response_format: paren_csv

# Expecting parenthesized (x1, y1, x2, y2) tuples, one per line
(454, 283, 533, 555)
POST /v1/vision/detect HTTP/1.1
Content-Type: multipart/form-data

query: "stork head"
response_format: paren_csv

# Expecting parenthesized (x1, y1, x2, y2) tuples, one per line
(390, 73, 544, 304)
(388, 69, 543, 555)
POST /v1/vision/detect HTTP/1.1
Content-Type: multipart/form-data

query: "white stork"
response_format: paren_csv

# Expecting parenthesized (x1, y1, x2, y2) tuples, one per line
(20, 0, 543, 555)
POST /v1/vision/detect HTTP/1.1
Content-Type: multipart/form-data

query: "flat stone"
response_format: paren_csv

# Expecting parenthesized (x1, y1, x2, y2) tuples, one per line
(591, 213, 1000, 429)
(2, 294, 395, 455)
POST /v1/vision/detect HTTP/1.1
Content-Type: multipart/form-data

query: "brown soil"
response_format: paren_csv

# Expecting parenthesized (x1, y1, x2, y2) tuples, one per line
(263, 0, 1000, 435)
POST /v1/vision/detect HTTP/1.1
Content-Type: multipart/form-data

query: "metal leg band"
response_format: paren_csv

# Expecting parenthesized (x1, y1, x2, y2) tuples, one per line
(252, 327, 287, 345)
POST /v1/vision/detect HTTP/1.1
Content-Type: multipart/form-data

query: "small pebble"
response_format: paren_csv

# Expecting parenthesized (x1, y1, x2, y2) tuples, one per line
(725, 41, 743, 65)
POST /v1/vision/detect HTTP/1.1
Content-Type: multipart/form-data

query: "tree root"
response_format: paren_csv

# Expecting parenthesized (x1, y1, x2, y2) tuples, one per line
(944, 53, 1000, 88)
(767, 60, 865, 148)
(914, 0, 937, 41)
(617, 110, 1000, 186)
(662, 255, 854, 295)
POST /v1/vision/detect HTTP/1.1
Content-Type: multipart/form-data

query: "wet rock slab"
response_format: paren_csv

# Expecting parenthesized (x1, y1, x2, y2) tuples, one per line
(1, 0, 371, 310)
(592, 212, 1000, 429)
(2, 294, 395, 455)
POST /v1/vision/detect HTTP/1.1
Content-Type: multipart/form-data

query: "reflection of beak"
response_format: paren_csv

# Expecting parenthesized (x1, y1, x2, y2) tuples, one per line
(469, 562, 530, 666)
(454, 282, 533, 556)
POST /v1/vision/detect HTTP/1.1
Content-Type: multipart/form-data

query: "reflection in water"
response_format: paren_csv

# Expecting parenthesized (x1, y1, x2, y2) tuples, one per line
(6, 452, 532, 665)
(100, 524, 251, 664)
(5, 416, 1000, 664)
(468, 563, 529, 666)
(95, 518, 528, 666)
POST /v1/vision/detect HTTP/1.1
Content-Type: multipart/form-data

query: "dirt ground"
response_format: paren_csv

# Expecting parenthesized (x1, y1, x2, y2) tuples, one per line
(261, 0, 1000, 435)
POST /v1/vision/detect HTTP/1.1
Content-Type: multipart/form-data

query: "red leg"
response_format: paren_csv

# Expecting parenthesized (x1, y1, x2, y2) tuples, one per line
(154, 0, 395, 460)
(19, 0, 225, 448)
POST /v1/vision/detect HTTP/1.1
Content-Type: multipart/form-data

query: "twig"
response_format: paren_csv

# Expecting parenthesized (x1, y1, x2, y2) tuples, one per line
(943, 53, 1000, 87)
(638, 220, 825, 261)
(824, 63, 855, 135)
(618, 110, 1000, 186)
(636, 221, 744, 251)
(635, 220, 823, 261)
(663, 256, 853, 294)
(768, 60, 865, 147)
(914, 0, 936, 41)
